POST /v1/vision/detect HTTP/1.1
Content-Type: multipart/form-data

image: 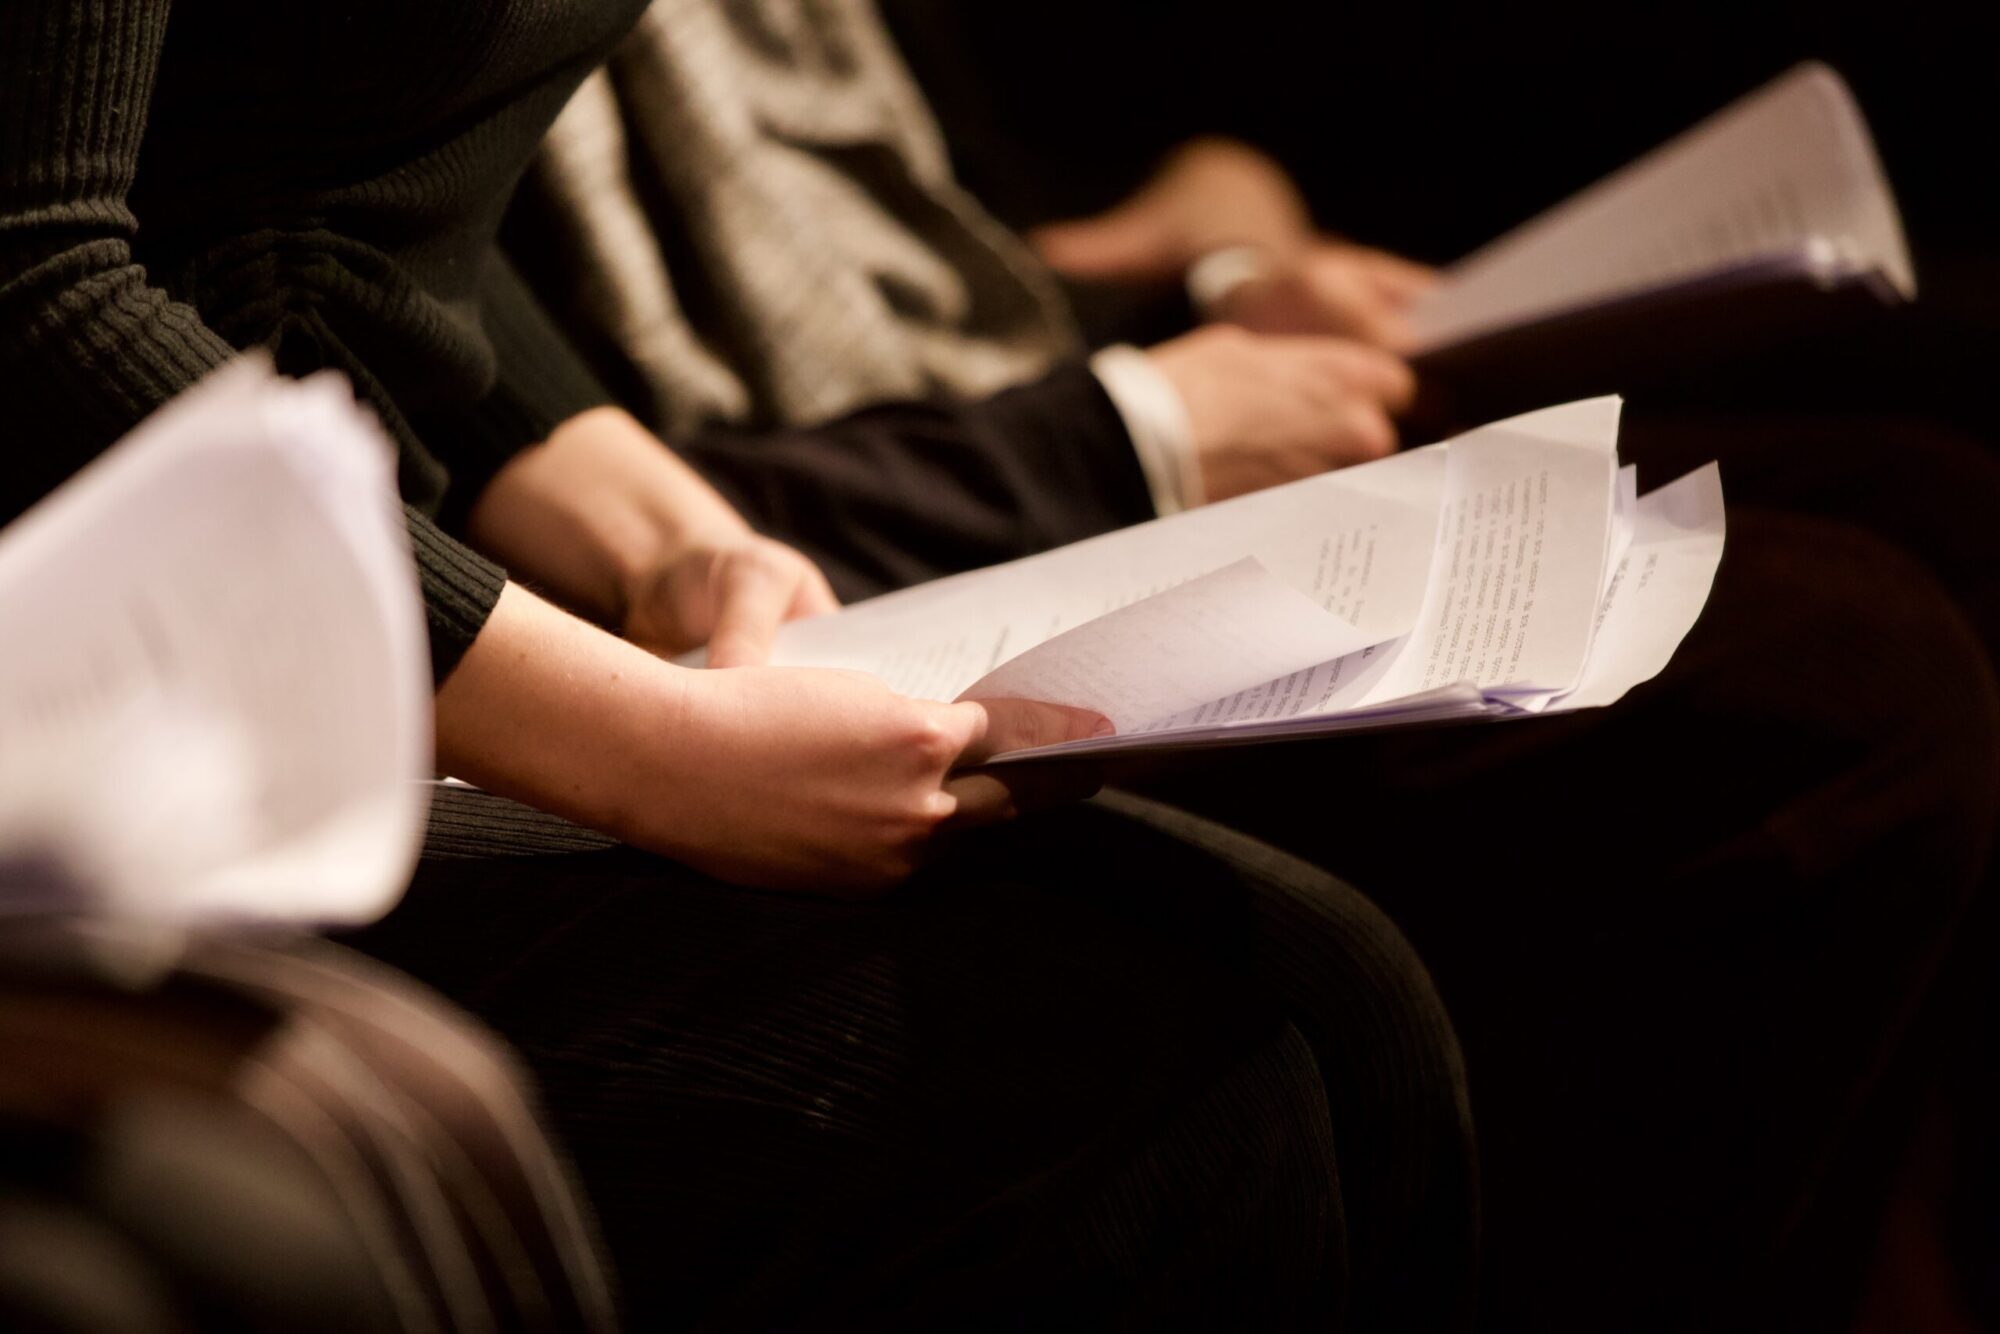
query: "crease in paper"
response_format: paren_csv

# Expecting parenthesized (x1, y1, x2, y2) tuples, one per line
(958, 557, 1374, 732)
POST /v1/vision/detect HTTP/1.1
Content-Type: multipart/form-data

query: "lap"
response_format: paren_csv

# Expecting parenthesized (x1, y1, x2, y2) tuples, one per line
(345, 785, 1476, 1331)
(1619, 407, 2000, 663)
(1130, 507, 2000, 1331)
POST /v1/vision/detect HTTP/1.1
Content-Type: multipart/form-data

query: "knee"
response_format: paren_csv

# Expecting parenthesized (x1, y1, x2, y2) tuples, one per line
(1706, 511, 2000, 891)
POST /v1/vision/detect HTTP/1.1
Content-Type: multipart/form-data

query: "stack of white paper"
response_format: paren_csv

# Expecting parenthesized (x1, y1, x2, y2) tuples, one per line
(1406, 61, 1914, 355)
(0, 358, 432, 926)
(761, 397, 1725, 763)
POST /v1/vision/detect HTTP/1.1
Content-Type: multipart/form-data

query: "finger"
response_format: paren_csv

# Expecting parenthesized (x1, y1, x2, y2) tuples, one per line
(1298, 260, 1421, 351)
(938, 771, 1019, 828)
(1316, 341, 1418, 411)
(953, 696, 1112, 766)
(914, 698, 989, 769)
(636, 556, 719, 656)
(1356, 247, 1440, 297)
(705, 551, 795, 668)
(1029, 211, 1180, 280)
(942, 760, 1105, 830)
(1293, 260, 1379, 333)
(1356, 303, 1420, 356)
(787, 560, 841, 619)
(1337, 401, 1398, 463)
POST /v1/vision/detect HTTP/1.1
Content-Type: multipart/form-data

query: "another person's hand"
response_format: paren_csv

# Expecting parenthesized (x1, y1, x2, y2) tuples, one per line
(1030, 137, 1436, 349)
(467, 405, 835, 665)
(1205, 243, 1436, 350)
(1147, 325, 1416, 502)
(622, 534, 837, 667)
(1031, 138, 1311, 282)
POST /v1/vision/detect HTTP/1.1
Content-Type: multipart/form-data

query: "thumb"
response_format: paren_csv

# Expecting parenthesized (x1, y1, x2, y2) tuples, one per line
(1030, 209, 1183, 281)
(705, 552, 793, 668)
(954, 696, 1114, 766)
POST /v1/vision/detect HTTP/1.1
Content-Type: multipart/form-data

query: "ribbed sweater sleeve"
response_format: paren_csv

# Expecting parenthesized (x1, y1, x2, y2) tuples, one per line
(405, 504, 509, 680)
(0, 2, 235, 505)
(427, 251, 616, 528)
(0, 0, 507, 685)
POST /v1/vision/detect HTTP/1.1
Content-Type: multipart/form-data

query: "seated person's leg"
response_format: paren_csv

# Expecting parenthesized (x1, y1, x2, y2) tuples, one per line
(1618, 409, 2000, 665)
(1132, 510, 2000, 1331)
(0, 924, 614, 1334)
(343, 784, 1476, 1331)
(1004, 790, 1479, 1334)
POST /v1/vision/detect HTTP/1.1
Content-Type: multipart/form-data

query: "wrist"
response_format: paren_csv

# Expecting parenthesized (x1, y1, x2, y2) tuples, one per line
(543, 409, 753, 618)
(434, 582, 698, 842)
(469, 406, 752, 624)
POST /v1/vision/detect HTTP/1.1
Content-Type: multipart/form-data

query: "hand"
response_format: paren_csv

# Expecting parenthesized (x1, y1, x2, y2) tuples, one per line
(467, 406, 836, 663)
(437, 587, 1111, 895)
(623, 533, 838, 667)
(1209, 242, 1437, 350)
(1031, 137, 1313, 283)
(1147, 325, 1416, 502)
(630, 667, 1109, 892)
(1029, 138, 1435, 350)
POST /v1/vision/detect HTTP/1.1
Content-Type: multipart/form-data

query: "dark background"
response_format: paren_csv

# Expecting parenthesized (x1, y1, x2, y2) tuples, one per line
(883, 1, 1998, 282)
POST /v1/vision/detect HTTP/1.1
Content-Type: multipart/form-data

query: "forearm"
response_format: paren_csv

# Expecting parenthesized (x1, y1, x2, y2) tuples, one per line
(464, 405, 751, 623)
(434, 581, 692, 843)
(432, 581, 1106, 892)
(0, 1, 237, 523)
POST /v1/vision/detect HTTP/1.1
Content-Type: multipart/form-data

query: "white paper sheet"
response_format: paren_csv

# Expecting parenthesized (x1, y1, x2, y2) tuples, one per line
(1407, 62, 1913, 352)
(0, 358, 431, 927)
(1552, 463, 1727, 710)
(1498, 461, 1639, 713)
(958, 557, 1377, 732)
(1129, 398, 1623, 734)
(1352, 399, 1619, 704)
(765, 397, 1685, 766)
(768, 435, 1453, 698)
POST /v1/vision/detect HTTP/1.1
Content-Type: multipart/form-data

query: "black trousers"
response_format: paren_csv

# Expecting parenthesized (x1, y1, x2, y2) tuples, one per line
(1127, 507, 2000, 1332)
(346, 787, 1478, 1332)
(677, 407, 2000, 1330)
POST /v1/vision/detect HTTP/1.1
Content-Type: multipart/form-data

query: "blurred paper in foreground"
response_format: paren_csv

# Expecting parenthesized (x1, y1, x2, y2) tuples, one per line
(0, 357, 431, 927)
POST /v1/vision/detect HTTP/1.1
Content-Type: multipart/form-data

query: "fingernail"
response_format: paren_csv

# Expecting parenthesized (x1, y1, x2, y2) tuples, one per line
(1092, 718, 1117, 738)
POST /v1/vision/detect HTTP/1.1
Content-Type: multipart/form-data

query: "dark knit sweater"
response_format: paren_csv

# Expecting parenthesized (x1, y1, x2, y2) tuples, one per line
(0, 1, 647, 681)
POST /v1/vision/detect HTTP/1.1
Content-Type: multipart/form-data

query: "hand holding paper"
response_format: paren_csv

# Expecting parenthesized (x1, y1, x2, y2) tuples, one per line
(761, 397, 1725, 763)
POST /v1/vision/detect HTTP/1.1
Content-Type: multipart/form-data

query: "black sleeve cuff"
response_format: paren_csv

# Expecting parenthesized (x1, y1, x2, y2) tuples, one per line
(973, 360, 1156, 539)
(424, 252, 615, 528)
(406, 504, 508, 686)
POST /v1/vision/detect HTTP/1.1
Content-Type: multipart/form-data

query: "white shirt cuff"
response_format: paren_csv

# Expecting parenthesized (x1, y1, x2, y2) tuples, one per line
(1089, 344, 1205, 517)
